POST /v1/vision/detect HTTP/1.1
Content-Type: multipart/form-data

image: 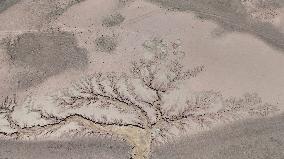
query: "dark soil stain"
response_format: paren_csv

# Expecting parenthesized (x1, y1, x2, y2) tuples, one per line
(0, 0, 19, 13)
(148, 0, 284, 52)
(2, 31, 89, 90)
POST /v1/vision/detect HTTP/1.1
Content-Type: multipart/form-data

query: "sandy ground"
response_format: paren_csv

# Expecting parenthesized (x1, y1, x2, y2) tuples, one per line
(151, 113, 284, 159)
(0, 0, 283, 103)
(0, 0, 284, 158)
(1, 0, 283, 107)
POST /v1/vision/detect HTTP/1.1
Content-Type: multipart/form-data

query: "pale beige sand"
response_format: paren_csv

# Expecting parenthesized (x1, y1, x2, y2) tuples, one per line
(50, 0, 284, 110)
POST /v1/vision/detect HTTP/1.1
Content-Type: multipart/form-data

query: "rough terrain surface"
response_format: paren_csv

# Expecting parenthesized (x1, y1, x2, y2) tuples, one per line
(0, 0, 283, 159)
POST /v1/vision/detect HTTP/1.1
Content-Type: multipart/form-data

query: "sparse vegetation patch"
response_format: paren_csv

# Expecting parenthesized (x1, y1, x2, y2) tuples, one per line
(95, 35, 118, 52)
(102, 13, 125, 27)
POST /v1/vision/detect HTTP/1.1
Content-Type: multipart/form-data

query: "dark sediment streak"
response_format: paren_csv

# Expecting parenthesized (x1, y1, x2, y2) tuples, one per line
(152, 114, 284, 159)
(0, 138, 131, 159)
